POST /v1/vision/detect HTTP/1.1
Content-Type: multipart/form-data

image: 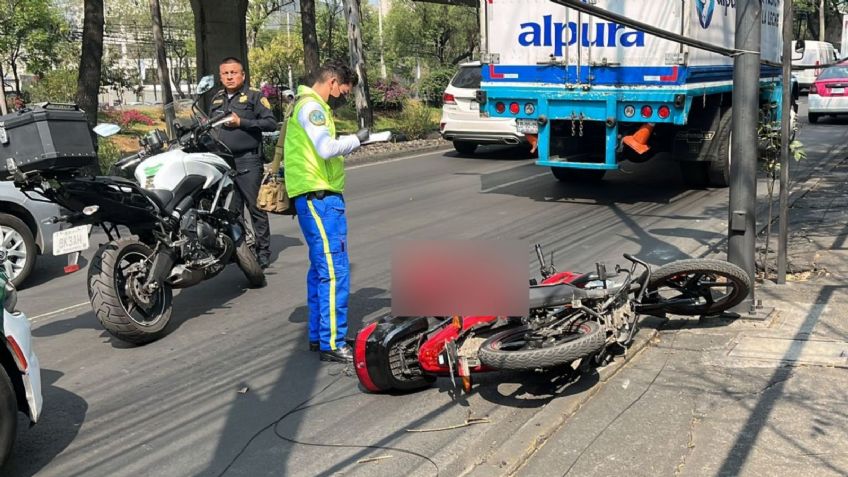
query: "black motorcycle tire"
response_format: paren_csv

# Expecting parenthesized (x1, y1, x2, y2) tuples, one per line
(478, 321, 605, 371)
(0, 367, 17, 468)
(89, 239, 173, 345)
(235, 240, 266, 288)
(642, 259, 751, 316)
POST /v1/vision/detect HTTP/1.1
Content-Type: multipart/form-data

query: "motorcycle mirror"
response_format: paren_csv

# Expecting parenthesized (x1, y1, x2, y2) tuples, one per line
(196, 75, 216, 95)
(93, 123, 121, 138)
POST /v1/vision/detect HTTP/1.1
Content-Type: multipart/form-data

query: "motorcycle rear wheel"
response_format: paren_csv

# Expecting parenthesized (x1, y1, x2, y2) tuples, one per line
(478, 320, 605, 371)
(642, 259, 750, 316)
(88, 239, 173, 345)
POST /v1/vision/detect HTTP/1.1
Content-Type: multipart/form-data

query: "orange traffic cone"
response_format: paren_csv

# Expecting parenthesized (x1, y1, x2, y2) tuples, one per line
(622, 123, 655, 155)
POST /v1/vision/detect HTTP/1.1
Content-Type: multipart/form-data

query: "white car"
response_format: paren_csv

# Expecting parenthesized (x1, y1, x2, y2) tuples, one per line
(0, 268, 41, 466)
(439, 61, 525, 155)
(792, 40, 840, 92)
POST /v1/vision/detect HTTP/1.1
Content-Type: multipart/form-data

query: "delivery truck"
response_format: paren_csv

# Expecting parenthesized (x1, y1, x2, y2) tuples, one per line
(478, 0, 786, 187)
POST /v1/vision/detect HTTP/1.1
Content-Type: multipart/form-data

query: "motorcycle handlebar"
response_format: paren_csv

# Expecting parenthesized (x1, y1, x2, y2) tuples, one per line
(115, 152, 142, 170)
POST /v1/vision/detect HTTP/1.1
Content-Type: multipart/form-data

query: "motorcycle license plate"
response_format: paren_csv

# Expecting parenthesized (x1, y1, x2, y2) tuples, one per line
(53, 226, 90, 256)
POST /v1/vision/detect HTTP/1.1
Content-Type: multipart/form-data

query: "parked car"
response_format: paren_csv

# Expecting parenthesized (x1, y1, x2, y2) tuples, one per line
(808, 60, 848, 123)
(440, 61, 526, 155)
(0, 267, 42, 467)
(0, 182, 66, 287)
(792, 40, 840, 92)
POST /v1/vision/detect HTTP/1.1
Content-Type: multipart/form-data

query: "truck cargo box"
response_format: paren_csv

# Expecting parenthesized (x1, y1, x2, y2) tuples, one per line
(482, 0, 783, 86)
(0, 104, 97, 180)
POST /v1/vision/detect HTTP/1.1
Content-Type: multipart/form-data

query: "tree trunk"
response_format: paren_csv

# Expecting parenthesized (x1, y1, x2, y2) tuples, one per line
(76, 0, 105, 131)
(149, 0, 175, 137)
(342, 0, 373, 128)
(301, 0, 320, 81)
(0, 62, 7, 116)
(819, 0, 825, 41)
(10, 60, 20, 96)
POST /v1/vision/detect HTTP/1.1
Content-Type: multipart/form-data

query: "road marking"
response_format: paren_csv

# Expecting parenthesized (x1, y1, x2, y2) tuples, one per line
(480, 171, 550, 193)
(348, 148, 450, 170)
(30, 302, 89, 323)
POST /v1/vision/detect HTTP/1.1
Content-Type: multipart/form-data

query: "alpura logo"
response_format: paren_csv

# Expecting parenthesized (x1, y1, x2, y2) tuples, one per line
(696, 0, 716, 29)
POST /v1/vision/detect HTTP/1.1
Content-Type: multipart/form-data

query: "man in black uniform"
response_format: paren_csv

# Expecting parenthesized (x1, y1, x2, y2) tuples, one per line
(209, 57, 278, 269)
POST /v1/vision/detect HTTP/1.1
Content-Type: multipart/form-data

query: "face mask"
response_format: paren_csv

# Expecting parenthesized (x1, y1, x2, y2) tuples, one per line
(327, 93, 349, 110)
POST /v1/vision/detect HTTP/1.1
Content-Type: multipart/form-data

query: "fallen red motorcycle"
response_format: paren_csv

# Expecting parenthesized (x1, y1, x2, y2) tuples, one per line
(354, 245, 751, 394)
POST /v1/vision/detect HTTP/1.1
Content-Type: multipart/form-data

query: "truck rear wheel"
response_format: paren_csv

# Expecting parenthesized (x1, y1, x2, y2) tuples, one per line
(551, 167, 606, 183)
(679, 106, 731, 188)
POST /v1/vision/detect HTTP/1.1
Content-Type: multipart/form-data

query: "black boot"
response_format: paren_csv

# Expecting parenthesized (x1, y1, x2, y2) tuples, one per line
(320, 345, 353, 363)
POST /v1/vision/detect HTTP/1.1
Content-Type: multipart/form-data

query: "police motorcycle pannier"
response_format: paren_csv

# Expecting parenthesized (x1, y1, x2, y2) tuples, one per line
(0, 103, 97, 180)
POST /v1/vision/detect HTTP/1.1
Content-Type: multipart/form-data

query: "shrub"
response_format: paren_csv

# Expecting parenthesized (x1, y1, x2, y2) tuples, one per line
(98, 137, 122, 174)
(27, 69, 78, 104)
(369, 78, 410, 111)
(397, 99, 436, 140)
(417, 68, 455, 106)
(110, 109, 156, 128)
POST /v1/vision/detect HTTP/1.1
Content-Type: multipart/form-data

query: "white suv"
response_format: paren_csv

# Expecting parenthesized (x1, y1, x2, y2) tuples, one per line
(439, 62, 525, 155)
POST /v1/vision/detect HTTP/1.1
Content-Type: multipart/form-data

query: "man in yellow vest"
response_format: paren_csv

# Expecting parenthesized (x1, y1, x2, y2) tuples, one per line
(284, 61, 369, 363)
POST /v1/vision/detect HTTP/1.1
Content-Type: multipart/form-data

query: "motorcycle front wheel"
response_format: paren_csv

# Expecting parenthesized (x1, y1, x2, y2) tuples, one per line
(478, 320, 605, 371)
(641, 259, 751, 316)
(235, 239, 266, 288)
(88, 239, 173, 345)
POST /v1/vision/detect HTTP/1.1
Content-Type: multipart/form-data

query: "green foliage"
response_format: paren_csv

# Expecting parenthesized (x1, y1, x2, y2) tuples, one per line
(0, 0, 68, 90)
(383, 0, 479, 75)
(417, 68, 455, 105)
(27, 68, 78, 103)
(250, 30, 305, 89)
(396, 99, 436, 139)
(98, 137, 122, 174)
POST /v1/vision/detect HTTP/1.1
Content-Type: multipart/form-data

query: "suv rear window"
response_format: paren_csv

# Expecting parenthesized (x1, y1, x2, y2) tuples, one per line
(450, 66, 481, 89)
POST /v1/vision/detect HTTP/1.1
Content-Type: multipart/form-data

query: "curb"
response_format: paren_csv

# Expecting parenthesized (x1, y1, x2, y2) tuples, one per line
(459, 315, 665, 477)
(345, 142, 453, 167)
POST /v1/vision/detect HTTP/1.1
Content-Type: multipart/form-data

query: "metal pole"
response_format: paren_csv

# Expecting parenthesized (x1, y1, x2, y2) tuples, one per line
(778, 0, 793, 284)
(378, 0, 386, 79)
(729, 0, 762, 313)
(819, 0, 826, 42)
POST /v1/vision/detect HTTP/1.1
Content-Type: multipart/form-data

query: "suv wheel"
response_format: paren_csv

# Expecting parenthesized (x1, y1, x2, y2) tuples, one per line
(453, 141, 477, 155)
(0, 213, 36, 287)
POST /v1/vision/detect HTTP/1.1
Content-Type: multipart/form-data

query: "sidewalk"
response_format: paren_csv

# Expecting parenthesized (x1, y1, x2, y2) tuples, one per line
(507, 157, 848, 475)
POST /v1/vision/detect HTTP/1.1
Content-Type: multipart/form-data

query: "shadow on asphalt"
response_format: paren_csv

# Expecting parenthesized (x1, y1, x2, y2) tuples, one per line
(443, 144, 535, 161)
(31, 267, 259, 348)
(1, 369, 87, 477)
(21, 254, 90, 291)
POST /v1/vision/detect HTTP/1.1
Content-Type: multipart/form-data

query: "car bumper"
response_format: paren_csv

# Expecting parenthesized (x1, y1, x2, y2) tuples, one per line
(4, 309, 42, 423)
(808, 95, 848, 113)
(440, 114, 526, 145)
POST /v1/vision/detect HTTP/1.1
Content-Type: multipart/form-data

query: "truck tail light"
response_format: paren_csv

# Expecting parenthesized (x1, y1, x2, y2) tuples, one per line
(658, 106, 670, 119)
(624, 105, 636, 118)
(641, 105, 653, 118)
(443, 93, 456, 104)
(524, 103, 535, 115)
(509, 102, 520, 115)
(495, 102, 506, 114)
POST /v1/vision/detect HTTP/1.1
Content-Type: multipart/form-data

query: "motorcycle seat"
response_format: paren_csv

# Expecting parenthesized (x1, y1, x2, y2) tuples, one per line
(143, 189, 173, 211)
(529, 283, 583, 309)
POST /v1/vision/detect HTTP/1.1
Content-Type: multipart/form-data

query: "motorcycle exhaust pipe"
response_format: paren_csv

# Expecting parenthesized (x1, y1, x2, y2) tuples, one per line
(166, 265, 205, 289)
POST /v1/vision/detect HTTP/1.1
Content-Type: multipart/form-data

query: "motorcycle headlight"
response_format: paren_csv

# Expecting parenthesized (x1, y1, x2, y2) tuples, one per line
(4, 282, 17, 314)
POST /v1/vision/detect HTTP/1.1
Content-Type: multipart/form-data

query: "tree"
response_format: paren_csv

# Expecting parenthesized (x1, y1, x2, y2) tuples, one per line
(0, 0, 68, 93)
(250, 29, 305, 88)
(343, 0, 373, 128)
(247, 0, 295, 48)
(77, 0, 105, 130)
(384, 0, 478, 77)
(300, 0, 320, 80)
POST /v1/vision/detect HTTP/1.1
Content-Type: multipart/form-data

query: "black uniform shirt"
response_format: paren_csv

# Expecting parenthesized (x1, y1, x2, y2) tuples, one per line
(208, 84, 278, 154)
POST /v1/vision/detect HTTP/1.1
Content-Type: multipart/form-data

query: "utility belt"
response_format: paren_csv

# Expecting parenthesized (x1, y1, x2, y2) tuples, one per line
(298, 190, 342, 201)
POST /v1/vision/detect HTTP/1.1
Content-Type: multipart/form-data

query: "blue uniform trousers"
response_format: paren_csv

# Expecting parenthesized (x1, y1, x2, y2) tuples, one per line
(294, 194, 349, 351)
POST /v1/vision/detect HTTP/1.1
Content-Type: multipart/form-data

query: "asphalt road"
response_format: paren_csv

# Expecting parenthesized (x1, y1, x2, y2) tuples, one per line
(4, 99, 845, 477)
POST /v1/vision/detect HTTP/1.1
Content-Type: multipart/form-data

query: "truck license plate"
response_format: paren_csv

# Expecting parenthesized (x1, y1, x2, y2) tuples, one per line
(516, 119, 538, 134)
(53, 226, 90, 256)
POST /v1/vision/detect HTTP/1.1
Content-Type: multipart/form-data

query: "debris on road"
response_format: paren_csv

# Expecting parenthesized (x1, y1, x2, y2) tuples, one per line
(356, 455, 393, 465)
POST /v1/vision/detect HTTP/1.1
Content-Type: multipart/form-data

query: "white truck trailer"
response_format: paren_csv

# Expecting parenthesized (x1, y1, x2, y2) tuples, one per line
(478, 0, 786, 187)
